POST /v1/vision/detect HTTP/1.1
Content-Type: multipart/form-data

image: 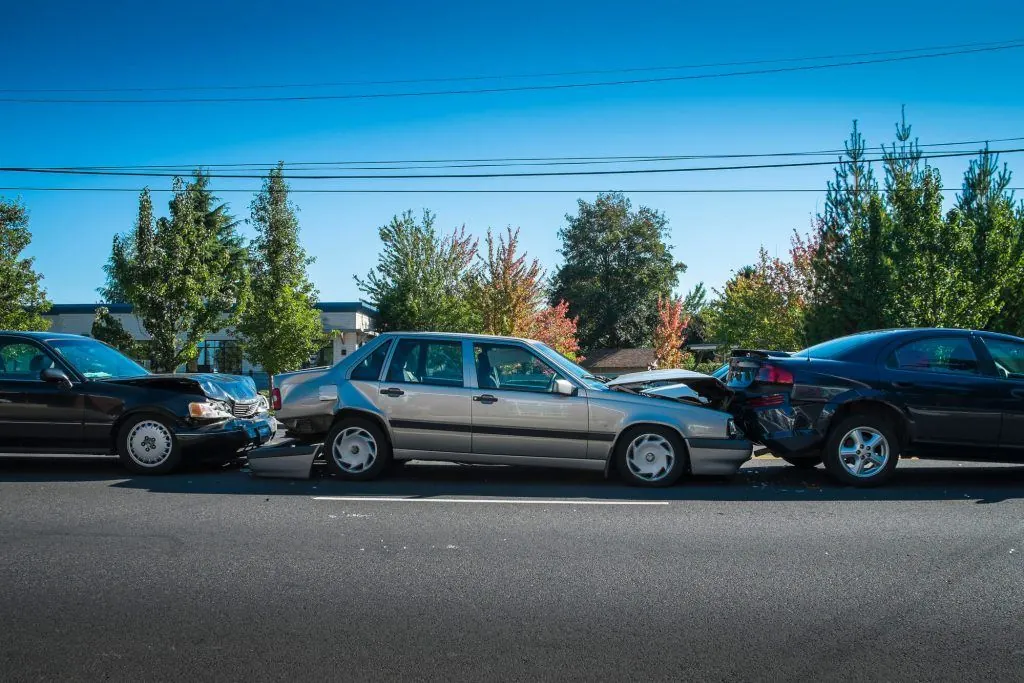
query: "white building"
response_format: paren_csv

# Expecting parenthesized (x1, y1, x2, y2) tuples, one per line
(42, 301, 378, 388)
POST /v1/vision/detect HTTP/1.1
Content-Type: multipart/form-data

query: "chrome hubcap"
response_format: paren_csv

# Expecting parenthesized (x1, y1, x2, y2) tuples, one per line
(127, 420, 173, 467)
(838, 427, 889, 478)
(332, 428, 377, 473)
(626, 433, 675, 481)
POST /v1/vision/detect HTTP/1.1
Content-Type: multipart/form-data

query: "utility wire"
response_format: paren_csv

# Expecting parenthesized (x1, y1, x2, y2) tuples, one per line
(3, 43, 1022, 104)
(3, 148, 1022, 180)
(2, 187, 1018, 194)
(3, 38, 1019, 94)
(34, 135, 1024, 172)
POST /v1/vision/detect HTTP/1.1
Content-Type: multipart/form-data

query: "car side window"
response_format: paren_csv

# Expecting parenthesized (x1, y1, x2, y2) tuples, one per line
(473, 343, 561, 393)
(888, 337, 980, 375)
(0, 341, 55, 381)
(385, 339, 464, 387)
(350, 340, 392, 381)
(982, 338, 1024, 379)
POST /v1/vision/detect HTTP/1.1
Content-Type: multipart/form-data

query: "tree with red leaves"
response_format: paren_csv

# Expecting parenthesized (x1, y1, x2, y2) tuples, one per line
(652, 295, 691, 369)
(529, 300, 582, 361)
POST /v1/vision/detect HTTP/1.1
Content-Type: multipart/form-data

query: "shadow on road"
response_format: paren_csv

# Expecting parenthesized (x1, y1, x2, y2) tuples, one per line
(2, 456, 1024, 503)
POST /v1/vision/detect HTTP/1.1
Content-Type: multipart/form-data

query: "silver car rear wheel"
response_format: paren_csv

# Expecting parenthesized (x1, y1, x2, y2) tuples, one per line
(331, 427, 378, 473)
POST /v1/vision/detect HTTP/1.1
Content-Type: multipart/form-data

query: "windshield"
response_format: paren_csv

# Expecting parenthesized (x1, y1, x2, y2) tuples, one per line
(532, 342, 608, 391)
(49, 338, 149, 380)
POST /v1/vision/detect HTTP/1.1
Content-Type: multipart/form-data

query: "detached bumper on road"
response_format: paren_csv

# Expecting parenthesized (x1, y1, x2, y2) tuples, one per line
(247, 441, 319, 479)
(686, 437, 753, 476)
(176, 416, 278, 457)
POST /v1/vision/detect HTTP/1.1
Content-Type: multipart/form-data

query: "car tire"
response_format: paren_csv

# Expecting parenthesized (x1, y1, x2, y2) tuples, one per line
(782, 455, 822, 469)
(117, 414, 183, 475)
(615, 425, 687, 488)
(822, 414, 900, 487)
(324, 418, 392, 481)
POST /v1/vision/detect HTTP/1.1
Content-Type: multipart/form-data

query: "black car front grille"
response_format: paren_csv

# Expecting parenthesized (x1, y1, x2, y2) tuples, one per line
(231, 399, 260, 418)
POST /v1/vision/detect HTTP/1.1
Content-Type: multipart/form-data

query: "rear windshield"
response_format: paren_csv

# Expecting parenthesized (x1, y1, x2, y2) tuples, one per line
(791, 332, 887, 360)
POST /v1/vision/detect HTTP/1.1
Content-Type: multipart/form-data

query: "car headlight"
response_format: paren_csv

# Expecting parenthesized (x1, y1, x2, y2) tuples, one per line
(189, 401, 233, 419)
(256, 394, 269, 411)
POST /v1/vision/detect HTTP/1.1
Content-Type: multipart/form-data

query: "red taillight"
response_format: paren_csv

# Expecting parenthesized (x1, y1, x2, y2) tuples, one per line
(271, 388, 281, 411)
(755, 364, 794, 385)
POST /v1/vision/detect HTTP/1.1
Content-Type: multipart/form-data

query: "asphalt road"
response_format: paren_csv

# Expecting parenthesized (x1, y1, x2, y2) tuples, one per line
(1, 456, 1023, 682)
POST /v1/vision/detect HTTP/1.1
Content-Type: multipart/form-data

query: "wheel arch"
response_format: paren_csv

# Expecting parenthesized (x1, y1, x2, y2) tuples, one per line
(332, 408, 394, 447)
(829, 399, 910, 448)
(110, 407, 183, 453)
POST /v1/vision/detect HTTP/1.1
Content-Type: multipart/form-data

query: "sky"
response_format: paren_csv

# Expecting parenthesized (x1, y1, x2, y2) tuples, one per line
(2, 0, 1023, 305)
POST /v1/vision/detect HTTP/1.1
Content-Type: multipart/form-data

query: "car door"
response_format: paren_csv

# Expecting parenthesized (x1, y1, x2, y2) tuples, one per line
(977, 335, 1024, 451)
(881, 335, 1001, 448)
(0, 337, 84, 450)
(469, 342, 589, 459)
(375, 337, 472, 454)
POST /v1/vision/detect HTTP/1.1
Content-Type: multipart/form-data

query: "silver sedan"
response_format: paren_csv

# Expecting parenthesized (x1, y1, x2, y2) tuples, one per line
(254, 332, 751, 487)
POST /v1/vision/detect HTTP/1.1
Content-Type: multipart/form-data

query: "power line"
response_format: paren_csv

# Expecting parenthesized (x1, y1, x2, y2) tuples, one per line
(33, 135, 1024, 172)
(2, 187, 1018, 194)
(4, 148, 1022, 180)
(3, 38, 1019, 94)
(4, 43, 1022, 104)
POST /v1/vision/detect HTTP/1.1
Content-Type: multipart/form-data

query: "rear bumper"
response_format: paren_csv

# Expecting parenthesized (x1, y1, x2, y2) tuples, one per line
(736, 404, 829, 457)
(176, 416, 278, 458)
(686, 437, 753, 475)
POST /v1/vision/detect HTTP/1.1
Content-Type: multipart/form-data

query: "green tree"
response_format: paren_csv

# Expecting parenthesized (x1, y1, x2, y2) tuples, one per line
(357, 210, 478, 332)
(90, 307, 140, 358)
(472, 227, 544, 337)
(804, 121, 886, 343)
(0, 198, 51, 331)
(705, 247, 806, 352)
(550, 193, 685, 351)
(102, 173, 250, 372)
(882, 114, 973, 327)
(954, 149, 1024, 334)
(237, 164, 325, 387)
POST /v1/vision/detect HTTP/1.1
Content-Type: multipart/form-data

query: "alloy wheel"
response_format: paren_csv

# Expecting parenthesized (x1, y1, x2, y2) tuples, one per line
(837, 426, 889, 478)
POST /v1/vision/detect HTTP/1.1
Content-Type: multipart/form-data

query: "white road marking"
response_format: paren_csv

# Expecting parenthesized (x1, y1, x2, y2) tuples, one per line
(312, 496, 668, 505)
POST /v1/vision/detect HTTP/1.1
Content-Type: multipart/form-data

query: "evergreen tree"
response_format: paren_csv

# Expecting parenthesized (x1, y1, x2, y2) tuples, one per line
(102, 173, 250, 372)
(237, 164, 325, 387)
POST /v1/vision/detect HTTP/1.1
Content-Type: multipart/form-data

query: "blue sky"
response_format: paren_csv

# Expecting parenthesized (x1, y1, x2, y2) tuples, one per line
(2, 0, 1023, 304)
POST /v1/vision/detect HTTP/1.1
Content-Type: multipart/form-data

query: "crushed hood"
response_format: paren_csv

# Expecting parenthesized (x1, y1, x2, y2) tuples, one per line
(607, 368, 733, 408)
(110, 373, 260, 402)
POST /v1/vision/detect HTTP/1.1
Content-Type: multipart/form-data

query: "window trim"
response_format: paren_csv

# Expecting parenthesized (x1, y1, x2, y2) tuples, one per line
(471, 341, 570, 395)
(885, 335, 985, 378)
(383, 338, 466, 388)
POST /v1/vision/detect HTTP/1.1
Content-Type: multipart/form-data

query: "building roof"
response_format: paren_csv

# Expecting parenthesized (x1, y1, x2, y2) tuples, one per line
(582, 348, 656, 370)
(45, 301, 378, 317)
(0, 330, 90, 341)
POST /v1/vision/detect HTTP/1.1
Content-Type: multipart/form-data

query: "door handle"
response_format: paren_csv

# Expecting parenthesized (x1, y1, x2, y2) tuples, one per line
(892, 381, 916, 389)
(1011, 388, 1024, 399)
(379, 387, 405, 398)
(473, 394, 498, 404)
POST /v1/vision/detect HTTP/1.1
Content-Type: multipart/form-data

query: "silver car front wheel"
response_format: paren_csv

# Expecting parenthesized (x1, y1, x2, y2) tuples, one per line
(616, 427, 686, 487)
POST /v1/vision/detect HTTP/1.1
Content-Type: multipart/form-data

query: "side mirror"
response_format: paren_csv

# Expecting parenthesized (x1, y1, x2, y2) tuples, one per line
(553, 378, 576, 396)
(41, 367, 72, 389)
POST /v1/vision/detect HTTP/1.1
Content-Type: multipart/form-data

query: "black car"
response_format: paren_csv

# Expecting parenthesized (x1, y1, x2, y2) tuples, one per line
(0, 331, 276, 474)
(726, 328, 1024, 486)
